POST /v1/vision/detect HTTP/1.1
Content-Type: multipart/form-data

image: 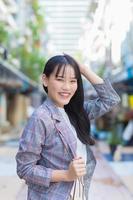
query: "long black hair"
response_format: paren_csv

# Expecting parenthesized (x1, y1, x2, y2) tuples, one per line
(43, 54, 95, 145)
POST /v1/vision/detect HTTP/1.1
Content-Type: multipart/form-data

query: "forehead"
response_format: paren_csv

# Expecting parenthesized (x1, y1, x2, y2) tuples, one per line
(53, 64, 76, 77)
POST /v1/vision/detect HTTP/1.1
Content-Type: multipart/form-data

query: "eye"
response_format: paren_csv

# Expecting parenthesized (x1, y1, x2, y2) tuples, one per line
(71, 79, 77, 83)
(56, 77, 64, 81)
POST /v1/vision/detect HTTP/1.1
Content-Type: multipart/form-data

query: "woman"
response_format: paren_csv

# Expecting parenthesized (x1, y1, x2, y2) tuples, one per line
(16, 54, 120, 200)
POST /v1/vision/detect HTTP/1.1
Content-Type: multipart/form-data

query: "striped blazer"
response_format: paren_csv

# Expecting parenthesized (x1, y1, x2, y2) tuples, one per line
(16, 79, 120, 200)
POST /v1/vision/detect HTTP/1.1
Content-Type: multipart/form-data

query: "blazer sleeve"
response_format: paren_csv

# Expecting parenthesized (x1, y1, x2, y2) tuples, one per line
(16, 114, 52, 187)
(84, 78, 121, 120)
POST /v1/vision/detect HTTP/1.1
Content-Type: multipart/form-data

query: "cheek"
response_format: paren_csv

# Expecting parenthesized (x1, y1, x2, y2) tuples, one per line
(72, 84, 78, 93)
(49, 81, 59, 89)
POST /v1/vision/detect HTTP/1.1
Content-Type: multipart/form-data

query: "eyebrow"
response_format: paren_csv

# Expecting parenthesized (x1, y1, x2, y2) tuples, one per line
(56, 75, 77, 79)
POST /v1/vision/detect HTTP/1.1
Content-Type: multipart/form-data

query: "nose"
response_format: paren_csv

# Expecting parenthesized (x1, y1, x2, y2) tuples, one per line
(62, 81, 71, 90)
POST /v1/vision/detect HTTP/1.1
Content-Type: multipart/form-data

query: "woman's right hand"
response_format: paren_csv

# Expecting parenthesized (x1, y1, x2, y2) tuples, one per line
(66, 157, 86, 182)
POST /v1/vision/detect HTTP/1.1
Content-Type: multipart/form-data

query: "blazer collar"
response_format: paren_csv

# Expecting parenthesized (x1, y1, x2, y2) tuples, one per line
(43, 96, 62, 122)
(43, 96, 77, 158)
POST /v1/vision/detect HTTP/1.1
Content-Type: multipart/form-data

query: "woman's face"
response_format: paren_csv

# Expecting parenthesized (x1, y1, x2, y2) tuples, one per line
(42, 65, 78, 107)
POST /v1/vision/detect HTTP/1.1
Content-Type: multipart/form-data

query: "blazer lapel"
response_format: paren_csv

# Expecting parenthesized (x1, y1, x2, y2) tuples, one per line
(44, 97, 77, 159)
(55, 120, 77, 159)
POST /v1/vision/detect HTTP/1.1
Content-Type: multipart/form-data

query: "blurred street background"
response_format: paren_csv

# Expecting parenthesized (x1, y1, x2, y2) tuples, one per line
(0, 0, 133, 199)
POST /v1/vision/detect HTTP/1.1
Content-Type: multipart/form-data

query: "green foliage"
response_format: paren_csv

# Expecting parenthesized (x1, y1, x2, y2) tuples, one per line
(89, 2, 98, 13)
(11, 40, 46, 82)
(19, 46, 45, 81)
(17, 0, 46, 82)
(74, 51, 84, 63)
(0, 23, 9, 45)
(0, 0, 46, 82)
(97, 64, 105, 77)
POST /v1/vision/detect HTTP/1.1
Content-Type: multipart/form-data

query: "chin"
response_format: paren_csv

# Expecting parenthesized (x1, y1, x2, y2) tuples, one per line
(59, 99, 70, 106)
(56, 95, 72, 106)
(63, 99, 71, 105)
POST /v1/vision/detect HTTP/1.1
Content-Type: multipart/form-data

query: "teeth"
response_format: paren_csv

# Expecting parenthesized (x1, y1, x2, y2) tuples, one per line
(60, 93, 70, 96)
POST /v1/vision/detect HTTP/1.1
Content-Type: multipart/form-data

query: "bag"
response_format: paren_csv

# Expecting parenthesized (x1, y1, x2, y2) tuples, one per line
(55, 126, 86, 200)
(69, 177, 86, 200)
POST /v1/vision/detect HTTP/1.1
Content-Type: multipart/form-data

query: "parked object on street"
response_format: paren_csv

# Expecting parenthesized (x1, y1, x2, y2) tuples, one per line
(123, 120, 133, 146)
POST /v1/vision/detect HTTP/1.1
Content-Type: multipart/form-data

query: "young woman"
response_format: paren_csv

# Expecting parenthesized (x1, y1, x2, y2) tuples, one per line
(16, 54, 120, 200)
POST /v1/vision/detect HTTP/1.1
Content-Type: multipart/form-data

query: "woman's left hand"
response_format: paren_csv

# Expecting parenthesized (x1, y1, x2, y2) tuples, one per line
(77, 61, 104, 84)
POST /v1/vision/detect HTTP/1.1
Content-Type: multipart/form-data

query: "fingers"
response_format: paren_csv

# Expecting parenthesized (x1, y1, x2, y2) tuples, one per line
(75, 168, 86, 177)
(72, 157, 86, 177)
(73, 162, 86, 170)
(73, 157, 86, 166)
(67, 157, 86, 181)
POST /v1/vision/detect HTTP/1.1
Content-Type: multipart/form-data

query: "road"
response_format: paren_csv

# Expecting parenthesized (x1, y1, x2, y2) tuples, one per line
(0, 140, 24, 200)
(0, 140, 133, 200)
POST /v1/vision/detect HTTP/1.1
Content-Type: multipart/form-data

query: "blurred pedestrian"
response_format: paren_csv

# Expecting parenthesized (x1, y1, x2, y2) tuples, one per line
(16, 54, 120, 200)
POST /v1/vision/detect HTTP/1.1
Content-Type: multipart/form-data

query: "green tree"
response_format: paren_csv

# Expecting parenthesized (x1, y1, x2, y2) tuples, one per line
(0, 22, 9, 45)
(15, 0, 46, 82)
(0, 0, 47, 82)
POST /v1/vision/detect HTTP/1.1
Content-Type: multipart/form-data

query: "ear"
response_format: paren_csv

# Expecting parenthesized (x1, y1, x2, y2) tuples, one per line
(42, 74, 48, 87)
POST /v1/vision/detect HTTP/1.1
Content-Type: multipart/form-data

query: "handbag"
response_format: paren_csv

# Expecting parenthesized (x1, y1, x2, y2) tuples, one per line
(55, 126, 86, 200)
(69, 177, 86, 200)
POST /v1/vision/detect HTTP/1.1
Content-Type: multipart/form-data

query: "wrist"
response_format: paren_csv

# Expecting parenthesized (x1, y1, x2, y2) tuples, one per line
(51, 170, 70, 182)
(62, 170, 70, 182)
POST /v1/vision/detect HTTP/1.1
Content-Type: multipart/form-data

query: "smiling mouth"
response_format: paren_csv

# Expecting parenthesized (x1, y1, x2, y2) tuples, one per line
(59, 92, 71, 97)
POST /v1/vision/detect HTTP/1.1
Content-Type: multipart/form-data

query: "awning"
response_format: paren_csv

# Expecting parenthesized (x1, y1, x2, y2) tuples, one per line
(0, 59, 38, 93)
(111, 67, 133, 93)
